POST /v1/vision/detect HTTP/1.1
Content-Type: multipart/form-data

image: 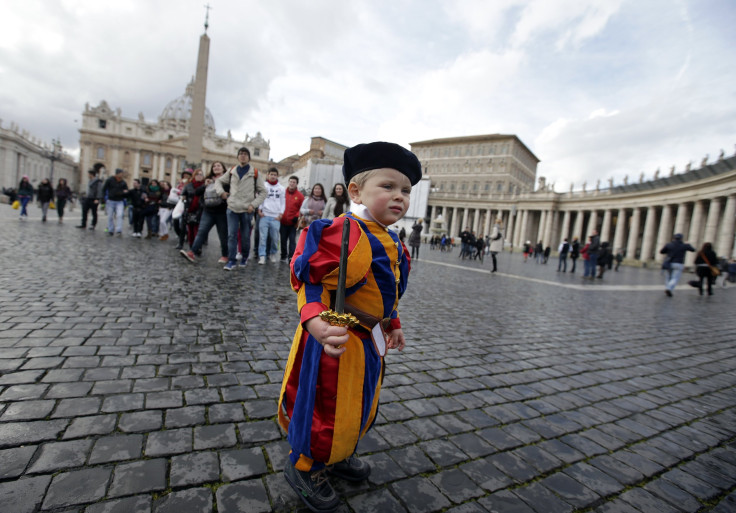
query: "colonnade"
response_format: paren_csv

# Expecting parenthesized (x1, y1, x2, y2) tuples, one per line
(427, 185, 736, 266)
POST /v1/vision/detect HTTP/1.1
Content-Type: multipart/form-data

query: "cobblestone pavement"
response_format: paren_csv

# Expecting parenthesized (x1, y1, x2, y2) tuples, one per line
(1, 204, 735, 513)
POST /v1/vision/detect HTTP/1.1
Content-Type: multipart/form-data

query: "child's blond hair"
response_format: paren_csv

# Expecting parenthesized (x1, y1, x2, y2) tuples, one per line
(349, 169, 383, 189)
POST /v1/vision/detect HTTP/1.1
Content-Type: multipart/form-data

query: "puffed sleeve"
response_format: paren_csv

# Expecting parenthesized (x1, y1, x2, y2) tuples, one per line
(290, 216, 372, 325)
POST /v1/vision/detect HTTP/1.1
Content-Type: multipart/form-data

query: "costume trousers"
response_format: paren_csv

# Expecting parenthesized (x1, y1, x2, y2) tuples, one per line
(279, 327, 383, 472)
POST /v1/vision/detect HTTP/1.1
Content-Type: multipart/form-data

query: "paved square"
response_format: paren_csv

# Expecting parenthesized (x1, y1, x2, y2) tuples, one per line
(0, 205, 734, 512)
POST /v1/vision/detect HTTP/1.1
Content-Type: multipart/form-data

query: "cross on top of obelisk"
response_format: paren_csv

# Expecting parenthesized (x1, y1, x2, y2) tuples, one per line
(204, 3, 212, 33)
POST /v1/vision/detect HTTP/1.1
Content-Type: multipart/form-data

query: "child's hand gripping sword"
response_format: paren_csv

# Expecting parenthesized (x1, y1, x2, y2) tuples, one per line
(319, 218, 359, 330)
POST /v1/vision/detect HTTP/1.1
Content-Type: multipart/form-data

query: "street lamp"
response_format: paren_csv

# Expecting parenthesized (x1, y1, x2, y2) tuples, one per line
(47, 138, 62, 183)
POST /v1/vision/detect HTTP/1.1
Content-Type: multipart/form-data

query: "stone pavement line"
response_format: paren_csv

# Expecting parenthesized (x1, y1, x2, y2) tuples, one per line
(422, 258, 667, 292)
(0, 208, 735, 513)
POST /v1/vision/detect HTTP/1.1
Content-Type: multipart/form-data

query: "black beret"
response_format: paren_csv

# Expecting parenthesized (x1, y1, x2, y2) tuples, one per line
(343, 142, 422, 186)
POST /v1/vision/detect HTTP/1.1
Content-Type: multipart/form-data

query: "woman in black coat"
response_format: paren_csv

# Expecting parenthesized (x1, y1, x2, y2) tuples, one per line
(695, 242, 718, 296)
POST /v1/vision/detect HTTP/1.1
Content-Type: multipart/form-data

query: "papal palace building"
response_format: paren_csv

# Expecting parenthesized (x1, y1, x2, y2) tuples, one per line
(412, 134, 736, 266)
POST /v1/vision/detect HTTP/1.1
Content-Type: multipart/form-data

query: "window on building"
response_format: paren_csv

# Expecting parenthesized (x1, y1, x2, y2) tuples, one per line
(450, 183, 456, 192)
(123, 152, 130, 165)
(472, 182, 478, 191)
(461, 182, 467, 191)
(484, 182, 490, 191)
(96, 146, 105, 159)
(98, 119, 107, 129)
(143, 153, 152, 166)
(166, 158, 172, 170)
(254, 148, 260, 157)
(497, 182, 504, 192)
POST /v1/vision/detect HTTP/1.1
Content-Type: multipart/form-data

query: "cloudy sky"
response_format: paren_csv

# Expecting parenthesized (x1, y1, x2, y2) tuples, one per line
(2, 0, 734, 190)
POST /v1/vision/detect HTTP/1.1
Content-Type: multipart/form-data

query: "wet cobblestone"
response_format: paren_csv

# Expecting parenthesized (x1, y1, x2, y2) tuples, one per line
(0, 205, 735, 512)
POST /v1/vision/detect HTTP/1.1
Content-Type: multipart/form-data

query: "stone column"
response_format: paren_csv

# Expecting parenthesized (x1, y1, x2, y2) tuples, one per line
(536, 210, 546, 244)
(133, 152, 141, 180)
(586, 210, 598, 238)
(550, 210, 560, 247)
(612, 208, 628, 255)
(639, 206, 658, 263)
(450, 207, 460, 237)
(600, 209, 612, 242)
(560, 211, 571, 242)
(654, 205, 673, 262)
(686, 200, 705, 266)
(473, 209, 482, 234)
(572, 210, 584, 241)
(506, 209, 515, 249)
(703, 197, 722, 245)
(427, 205, 434, 224)
(717, 195, 736, 258)
(483, 208, 493, 237)
(626, 207, 641, 260)
(543, 209, 554, 246)
(461, 208, 469, 232)
(518, 209, 529, 247)
(673, 203, 688, 236)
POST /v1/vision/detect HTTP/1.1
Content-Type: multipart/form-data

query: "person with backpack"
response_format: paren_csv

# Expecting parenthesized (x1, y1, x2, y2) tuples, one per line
(181, 162, 229, 264)
(215, 147, 267, 270)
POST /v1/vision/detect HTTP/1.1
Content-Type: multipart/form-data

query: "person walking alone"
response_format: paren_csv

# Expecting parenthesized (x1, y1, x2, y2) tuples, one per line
(489, 218, 504, 272)
(408, 218, 423, 260)
(660, 233, 695, 297)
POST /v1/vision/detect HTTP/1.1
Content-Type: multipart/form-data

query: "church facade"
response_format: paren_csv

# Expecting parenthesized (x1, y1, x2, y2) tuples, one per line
(78, 80, 271, 187)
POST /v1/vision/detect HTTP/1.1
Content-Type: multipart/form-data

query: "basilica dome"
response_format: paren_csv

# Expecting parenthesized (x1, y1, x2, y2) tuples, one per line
(159, 79, 216, 135)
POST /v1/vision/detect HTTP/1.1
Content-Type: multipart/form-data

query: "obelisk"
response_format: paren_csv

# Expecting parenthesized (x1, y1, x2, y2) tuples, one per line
(186, 11, 210, 168)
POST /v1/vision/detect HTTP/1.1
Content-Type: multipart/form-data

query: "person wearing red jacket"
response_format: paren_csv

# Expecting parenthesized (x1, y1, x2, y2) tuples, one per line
(279, 175, 304, 263)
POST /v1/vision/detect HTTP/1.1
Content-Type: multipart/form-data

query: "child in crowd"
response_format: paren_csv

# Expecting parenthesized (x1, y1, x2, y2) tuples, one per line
(278, 142, 421, 512)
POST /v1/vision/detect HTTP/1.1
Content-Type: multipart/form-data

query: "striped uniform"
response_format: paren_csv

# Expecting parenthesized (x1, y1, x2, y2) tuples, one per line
(278, 213, 410, 472)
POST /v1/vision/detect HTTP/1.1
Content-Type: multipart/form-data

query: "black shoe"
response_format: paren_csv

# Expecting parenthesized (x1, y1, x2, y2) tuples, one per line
(284, 461, 339, 513)
(174, 243, 183, 250)
(89, 225, 95, 230)
(76, 225, 86, 229)
(665, 290, 672, 297)
(328, 455, 371, 482)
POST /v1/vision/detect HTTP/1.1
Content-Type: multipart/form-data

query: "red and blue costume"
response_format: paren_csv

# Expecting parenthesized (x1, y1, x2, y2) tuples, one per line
(278, 213, 410, 472)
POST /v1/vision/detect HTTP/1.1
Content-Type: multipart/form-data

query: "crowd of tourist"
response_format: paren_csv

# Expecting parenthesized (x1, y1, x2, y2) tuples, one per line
(13, 147, 358, 272)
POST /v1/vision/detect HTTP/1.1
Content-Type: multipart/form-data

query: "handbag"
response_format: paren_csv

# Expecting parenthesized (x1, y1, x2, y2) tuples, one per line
(171, 199, 185, 219)
(699, 252, 720, 276)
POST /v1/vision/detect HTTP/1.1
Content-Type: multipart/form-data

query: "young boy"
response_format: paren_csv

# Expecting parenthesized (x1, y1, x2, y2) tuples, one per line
(278, 142, 421, 512)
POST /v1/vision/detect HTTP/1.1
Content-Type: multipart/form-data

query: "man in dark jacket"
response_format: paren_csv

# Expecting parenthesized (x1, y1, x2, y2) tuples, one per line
(569, 238, 580, 273)
(583, 230, 600, 279)
(77, 165, 104, 229)
(103, 169, 129, 236)
(660, 233, 695, 296)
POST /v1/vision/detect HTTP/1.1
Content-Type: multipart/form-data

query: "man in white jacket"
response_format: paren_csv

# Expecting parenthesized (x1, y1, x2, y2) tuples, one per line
(258, 167, 286, 264)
